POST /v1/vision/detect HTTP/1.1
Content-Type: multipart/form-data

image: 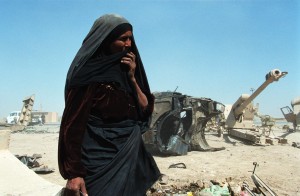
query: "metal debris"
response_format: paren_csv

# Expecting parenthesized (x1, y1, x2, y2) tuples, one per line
(243, 162, 278, 196)
(15, 154, 55, 174)
(143, 91, 225, 156)
(15, 154, 41, 168)
(281, 97, 300, 131)
(147, 162, 282, 195)
(292, 142, 300, 148)
(168, 163, 187, 169)
(147, 179, 233, 196)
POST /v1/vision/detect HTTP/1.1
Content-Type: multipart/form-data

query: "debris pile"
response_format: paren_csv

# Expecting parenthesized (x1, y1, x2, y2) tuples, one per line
(147, 162, 278, 196)
(292, 142, 300, 148)
(147, 178, 233, 196)
(15, 154, 55, 174)
(11, 125, 60, 134)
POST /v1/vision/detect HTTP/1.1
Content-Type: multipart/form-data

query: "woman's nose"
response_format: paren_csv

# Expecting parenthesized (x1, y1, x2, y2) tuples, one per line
(124, 38, 131, 47)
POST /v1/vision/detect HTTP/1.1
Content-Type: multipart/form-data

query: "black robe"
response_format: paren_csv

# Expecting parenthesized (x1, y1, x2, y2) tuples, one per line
(58, 14, 161, 195)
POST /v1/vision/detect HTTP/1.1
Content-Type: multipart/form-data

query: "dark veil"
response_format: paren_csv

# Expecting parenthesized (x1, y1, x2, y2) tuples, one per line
(65, 14, 151, 103)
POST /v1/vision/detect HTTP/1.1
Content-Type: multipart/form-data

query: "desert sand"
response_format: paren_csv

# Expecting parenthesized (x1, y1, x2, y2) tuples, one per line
(6, 123, 300, 196)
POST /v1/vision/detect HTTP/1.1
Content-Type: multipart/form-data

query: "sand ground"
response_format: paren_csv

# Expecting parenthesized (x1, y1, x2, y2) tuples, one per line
(7, 124, 300, 195)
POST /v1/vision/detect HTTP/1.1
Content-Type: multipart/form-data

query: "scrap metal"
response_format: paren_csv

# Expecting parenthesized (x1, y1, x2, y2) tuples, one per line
(280, 97, 300, 131)
(143, 91, 225, 155)
(243, 162, 278, 196)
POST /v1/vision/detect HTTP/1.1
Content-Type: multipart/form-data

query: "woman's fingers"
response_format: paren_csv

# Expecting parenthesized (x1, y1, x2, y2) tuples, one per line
(121, 52, 136, 80)
(126, 52, 136, 61)
(121, 52, 135, 64)
(65, 177, 88, 196)
(80, 182, 88, 196)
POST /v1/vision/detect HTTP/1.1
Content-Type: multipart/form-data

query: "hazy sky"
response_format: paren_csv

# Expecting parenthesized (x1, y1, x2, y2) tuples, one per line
(0, 0, 299, 119)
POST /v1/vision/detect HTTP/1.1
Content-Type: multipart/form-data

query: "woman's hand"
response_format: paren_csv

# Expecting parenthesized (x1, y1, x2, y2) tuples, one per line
(121, 52, 136, 80)
(65, 177, 88, 196)
(121, 51, 148, 109)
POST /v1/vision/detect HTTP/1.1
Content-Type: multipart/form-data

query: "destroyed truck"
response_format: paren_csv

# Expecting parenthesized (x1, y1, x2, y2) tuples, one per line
(142, 91, 225, 155)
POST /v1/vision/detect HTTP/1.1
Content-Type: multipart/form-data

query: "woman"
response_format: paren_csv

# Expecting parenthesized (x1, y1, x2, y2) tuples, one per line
(58, 14, 161, 196)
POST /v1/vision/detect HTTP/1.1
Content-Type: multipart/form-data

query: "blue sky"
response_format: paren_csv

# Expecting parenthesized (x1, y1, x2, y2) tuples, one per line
(0, 0, 299, 119)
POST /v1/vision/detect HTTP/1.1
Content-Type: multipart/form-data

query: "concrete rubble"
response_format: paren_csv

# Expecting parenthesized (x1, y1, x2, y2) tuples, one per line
(0, 130, 62, 195)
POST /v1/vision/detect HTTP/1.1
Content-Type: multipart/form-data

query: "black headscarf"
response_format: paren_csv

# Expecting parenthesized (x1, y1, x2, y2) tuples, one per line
(65, 14, 151, 101)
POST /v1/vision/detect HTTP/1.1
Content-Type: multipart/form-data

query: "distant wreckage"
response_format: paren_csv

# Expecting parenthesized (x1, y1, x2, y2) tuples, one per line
(143, 69, 288, 155)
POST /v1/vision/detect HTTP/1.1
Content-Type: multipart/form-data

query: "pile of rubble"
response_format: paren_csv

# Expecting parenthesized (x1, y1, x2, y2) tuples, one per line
(146, 162, 278, 196)
(15, 153, 55, 174)
(146, 176, 246, 196)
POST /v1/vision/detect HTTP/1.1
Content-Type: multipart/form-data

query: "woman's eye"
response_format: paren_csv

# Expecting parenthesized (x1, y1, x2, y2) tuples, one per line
(118, 36, 132, 42)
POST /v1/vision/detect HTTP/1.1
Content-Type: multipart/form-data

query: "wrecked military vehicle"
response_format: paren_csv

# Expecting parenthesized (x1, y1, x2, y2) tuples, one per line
(143, 91, 225, 155)
(223, 69, 287, 144)
(280, 97, 300, 131)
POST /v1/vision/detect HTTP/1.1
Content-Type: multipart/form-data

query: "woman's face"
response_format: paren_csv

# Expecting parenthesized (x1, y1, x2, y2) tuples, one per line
(109, 30, 133, 54)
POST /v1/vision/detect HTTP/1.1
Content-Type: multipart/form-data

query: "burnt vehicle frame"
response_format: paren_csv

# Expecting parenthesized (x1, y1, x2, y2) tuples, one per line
(143, 91, 225, 155)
